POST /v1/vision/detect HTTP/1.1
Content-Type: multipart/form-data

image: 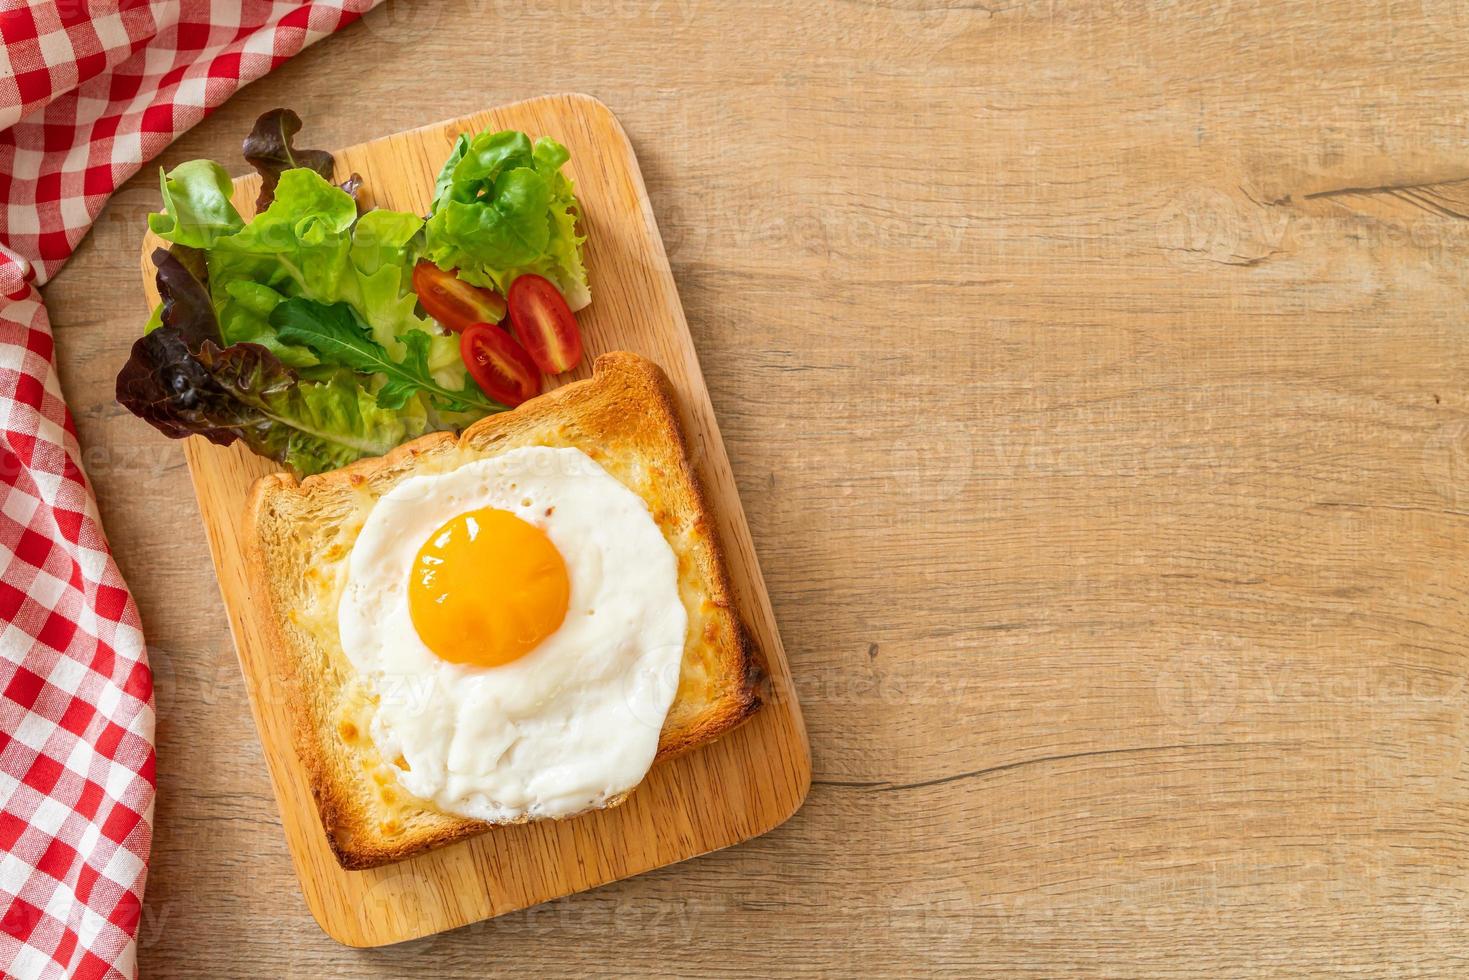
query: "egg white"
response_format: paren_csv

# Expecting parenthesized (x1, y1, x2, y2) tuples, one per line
(337, 446, 687, 822)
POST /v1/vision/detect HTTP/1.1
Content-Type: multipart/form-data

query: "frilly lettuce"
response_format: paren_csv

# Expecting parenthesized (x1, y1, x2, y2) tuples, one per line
(116, 250, 420, 475)
(120, 110, 591, 477)
(147, 160, 243, 248)
(424, 130, 590, 310)
(124, 107, 506, 476)
(145, 162, 475, 390)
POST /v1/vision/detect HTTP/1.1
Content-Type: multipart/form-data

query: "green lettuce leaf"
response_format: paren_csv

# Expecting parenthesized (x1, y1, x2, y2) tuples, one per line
(217, 279, 319, 368)
(212, 168, 356, 299)
(201, 170, 461, 381)
(451, 129, 532, 189)
(147, 160, 244, 248)
(430, 134, 470, 211)
(348, 208, 429, 354)
(142, 302, 164, 335)
(197, 342, 411, 473)
(116, 250, 412, 475)
(423, 130, 591, 309)
(124, 110, 522, 477)
(533, 138, 590, 310)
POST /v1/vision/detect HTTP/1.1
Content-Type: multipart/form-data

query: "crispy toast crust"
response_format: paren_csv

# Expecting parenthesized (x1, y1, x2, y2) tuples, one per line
(242, 352, 764, 869)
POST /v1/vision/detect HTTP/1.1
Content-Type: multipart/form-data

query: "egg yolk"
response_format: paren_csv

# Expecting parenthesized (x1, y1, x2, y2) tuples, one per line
(408, 507, 570, 668)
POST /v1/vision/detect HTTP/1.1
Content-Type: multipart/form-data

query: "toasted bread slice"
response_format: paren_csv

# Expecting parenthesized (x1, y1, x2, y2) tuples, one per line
(243, 352, 765, 869)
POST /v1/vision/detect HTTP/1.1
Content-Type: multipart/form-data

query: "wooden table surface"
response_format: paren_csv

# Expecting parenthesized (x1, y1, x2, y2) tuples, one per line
(47, 1, 1469, 976)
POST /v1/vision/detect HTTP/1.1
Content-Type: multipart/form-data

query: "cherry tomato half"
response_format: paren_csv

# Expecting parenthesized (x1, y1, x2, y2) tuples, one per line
(460, 322, 541, 407)
(413, 261, 507, 332)
(507, 274, 583, 374)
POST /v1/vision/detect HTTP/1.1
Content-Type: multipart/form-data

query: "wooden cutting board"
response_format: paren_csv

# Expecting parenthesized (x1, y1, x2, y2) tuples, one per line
(137, 93, 810, 947)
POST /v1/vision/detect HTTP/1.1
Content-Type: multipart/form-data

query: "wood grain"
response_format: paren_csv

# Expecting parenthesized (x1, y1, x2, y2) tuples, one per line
(47, 0, 1469, 974)
(137, 94, 810, 946)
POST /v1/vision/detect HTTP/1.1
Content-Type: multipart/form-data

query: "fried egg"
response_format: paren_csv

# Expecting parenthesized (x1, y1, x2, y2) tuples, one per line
(337, 446, 687, 822)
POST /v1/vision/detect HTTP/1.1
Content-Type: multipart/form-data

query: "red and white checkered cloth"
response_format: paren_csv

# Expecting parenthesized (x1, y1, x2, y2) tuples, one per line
(0, 3, 380, 977)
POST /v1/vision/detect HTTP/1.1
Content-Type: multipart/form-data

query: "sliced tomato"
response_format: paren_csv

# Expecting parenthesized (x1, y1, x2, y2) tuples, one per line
(507, 274, 583, 374)
(460, 322, 540, 407)
(413, 261, 507, 332)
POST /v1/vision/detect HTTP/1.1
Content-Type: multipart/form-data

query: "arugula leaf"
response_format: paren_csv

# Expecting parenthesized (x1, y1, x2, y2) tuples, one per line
(375, 332, 438, 410)
(147, 161, 244, 248)
(268, 297, 501, 413)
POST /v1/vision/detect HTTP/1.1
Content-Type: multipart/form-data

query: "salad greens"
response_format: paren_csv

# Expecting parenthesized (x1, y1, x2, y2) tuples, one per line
(147, 161, 242, 248)
(425, 130, 590, 310)
(269, 298, 490, 413)
(198, 167, 465, 387)
(116, 250, 417, 474)
(116, 108, 590, 477)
